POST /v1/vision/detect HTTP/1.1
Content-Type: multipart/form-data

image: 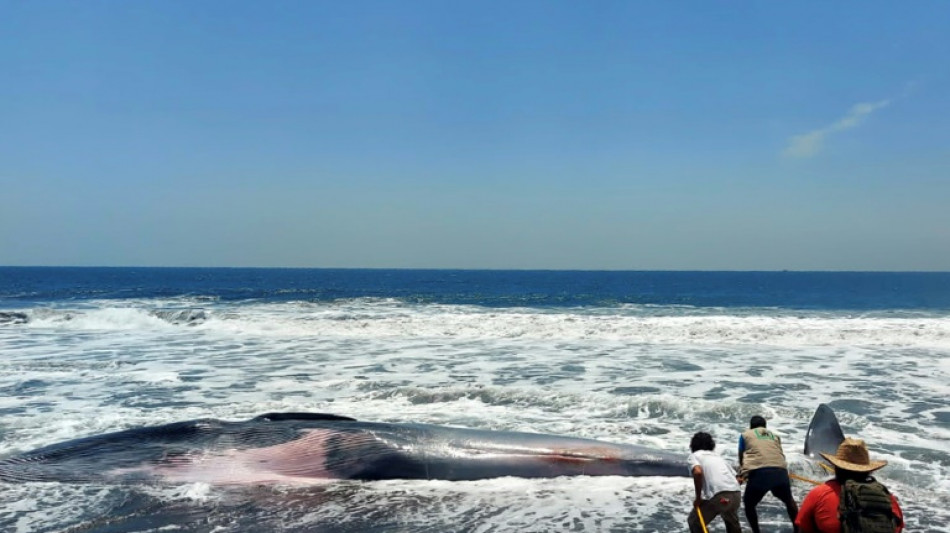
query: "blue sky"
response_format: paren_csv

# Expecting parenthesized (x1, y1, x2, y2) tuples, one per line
(2, 1, 948, 270)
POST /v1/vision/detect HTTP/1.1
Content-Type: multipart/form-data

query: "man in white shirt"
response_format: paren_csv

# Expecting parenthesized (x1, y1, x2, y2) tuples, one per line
(687, 431, 743, 533)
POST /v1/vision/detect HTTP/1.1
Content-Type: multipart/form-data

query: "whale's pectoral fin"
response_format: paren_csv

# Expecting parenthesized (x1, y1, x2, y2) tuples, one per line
(803, 404, 846, 470)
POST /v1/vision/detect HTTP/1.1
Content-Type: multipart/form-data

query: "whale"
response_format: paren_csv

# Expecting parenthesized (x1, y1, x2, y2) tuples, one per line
(0, 412, 690, 485)
(0, 405, 846, 485)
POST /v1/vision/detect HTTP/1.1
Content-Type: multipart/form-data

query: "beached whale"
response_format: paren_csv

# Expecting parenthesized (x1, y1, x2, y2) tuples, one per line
(0, 413, 690, 485)
(0, 405, 844, 485)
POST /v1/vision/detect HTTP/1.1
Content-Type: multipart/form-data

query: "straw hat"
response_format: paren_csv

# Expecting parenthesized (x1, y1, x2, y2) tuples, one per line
(820, 437, 888, 473)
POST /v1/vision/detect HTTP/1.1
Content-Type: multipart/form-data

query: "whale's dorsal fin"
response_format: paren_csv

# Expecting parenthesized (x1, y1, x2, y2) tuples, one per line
(253, 412, 357, 422)
(803, 404, 845, 468)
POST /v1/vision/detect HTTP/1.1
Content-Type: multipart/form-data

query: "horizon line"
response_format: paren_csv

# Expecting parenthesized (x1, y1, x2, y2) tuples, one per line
(2, 265, 949, 274)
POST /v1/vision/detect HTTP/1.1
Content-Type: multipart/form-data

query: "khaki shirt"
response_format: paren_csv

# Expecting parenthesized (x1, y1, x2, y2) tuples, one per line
(739, 427, 787, 476)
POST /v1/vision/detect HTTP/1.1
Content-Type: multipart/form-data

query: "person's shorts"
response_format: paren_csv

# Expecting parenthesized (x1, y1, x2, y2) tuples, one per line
(743, 467, 793, 504)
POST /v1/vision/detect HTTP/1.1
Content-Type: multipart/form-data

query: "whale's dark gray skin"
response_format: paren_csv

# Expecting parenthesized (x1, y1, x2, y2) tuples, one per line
(0, 413, 689, 485)
(803, 403, 846, 468)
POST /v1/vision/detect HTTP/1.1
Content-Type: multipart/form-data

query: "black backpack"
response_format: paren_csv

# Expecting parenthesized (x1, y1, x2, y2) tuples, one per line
(839, 478, 900, 533)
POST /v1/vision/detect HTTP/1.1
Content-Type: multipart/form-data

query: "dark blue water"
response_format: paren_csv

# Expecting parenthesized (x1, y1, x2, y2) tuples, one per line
(1, 267, 948, 311)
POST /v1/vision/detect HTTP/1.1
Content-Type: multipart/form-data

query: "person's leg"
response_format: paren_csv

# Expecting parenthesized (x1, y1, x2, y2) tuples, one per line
(743, 471, 769, 533)
(718, 491, 743, 533)
(687, 503, 706, 533)
(692, 497, 723, 532)
(770, 474, 800, 532)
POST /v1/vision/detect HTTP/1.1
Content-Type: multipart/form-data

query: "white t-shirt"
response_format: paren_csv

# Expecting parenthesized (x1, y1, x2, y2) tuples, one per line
(687, 450, 740, 500)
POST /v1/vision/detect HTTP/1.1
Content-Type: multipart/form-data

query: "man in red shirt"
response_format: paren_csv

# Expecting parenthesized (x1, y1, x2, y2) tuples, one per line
(796, 437, 903, 533)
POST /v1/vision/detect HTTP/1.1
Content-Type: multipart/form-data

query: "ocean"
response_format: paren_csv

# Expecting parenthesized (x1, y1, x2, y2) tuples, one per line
(1, 267, 948, 532)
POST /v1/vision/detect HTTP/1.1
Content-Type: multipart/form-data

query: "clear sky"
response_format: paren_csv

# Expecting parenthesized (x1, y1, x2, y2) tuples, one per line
(2, 1, 948, 270)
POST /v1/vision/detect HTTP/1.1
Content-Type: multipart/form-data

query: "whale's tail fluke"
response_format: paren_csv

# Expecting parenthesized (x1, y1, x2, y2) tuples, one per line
(803, 403, 846, 469)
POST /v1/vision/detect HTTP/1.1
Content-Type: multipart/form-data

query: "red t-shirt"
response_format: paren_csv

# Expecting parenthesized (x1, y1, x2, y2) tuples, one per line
(795, 480, 904, 533)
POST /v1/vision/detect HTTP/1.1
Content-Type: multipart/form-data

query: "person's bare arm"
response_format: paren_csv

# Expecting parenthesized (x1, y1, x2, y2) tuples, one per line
(691, 465, 704, 508)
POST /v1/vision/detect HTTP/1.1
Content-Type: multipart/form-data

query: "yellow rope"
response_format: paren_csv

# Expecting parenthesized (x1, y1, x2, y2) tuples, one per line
(696, 506, 710, 533)
(790, 472, 823, 486)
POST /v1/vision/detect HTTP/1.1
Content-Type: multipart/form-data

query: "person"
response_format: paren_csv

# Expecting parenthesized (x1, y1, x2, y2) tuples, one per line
(795, 437, 904, 533)
(687, 431, 743, 533)
(738, 415, 799, 533)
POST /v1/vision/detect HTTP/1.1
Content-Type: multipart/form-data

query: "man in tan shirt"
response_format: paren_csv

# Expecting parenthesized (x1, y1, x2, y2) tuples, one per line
(738, 415, 799, 533)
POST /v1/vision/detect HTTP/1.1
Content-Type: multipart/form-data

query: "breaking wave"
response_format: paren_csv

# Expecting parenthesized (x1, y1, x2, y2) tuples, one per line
(8, 300, 949, 347)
